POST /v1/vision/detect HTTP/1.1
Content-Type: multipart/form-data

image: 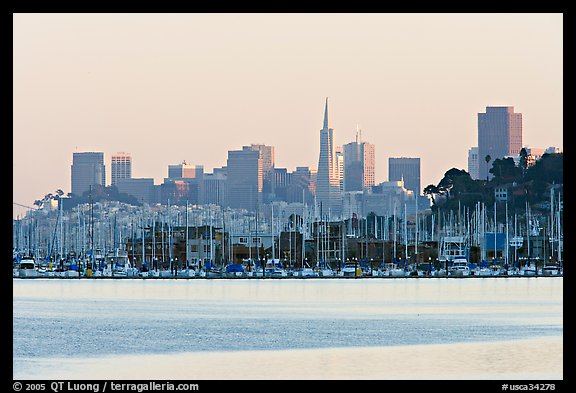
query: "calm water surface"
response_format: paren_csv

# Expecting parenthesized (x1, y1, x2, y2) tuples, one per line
(13, 277, 563, 380)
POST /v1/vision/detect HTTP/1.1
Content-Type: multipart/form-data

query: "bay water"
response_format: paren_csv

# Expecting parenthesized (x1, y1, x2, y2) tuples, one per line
(13, 277, 563, 380)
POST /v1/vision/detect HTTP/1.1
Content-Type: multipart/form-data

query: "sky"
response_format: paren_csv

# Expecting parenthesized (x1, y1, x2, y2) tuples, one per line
(13, 13, 563, 218)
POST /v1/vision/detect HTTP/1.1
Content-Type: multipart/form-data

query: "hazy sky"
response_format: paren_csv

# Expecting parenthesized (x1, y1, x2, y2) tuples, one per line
(13, 13, 563, 218)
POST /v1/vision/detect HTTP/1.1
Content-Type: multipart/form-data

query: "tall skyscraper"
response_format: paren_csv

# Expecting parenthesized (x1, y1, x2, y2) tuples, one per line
(71, 152, 106, 197)
(226, 146, 263, 211)
(111, 152, 132, 186)
(478, 106, 523, 180)
(467, 147, 479, 180)
(343, 129, 375, 191)
(335, 146, 344, 192)
(388, 157, 421, 196)
(249, 143, 275, 198)
(316, 98, 342, 217)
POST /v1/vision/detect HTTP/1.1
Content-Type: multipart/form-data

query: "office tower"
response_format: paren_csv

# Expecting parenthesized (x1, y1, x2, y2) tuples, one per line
(116, 178, 155, 204)
(468, 147, 479, 180)
(335, 146, 344, 191)
(111, 152, 132, 186)
(226, 146, 263, 211)
(249, 143, 275, 198)
(478, 106, 522, 180)
(71, 152, 106, 197)
(343, 129, 375, 191)
(168, 160, 201, 179)
(316, 98, 342, 217)
(249, 144, 275, 178)
(388, 157, 421, 196)
(286, 166, 314, 205)
(271, 167, 290, 201)
(201, 169, 227, 207)
(163, 161, 203, 205)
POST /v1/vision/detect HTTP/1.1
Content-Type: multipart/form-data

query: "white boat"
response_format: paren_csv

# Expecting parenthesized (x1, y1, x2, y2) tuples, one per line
(520, 264, 537, 276)
(489, 265, 503, 276)
(148, 270, 161, 278)
(265, 259, 287, 278)
(159, 269, 174, 278)
(541, 265, 562, 276)
(341, 261, 361, 277)
(319, 268, 334, 277)
(17, 257, 39, 278)
(297, 267, 318, 277)
(434, 268, 448, 277)
(64, 269, 80, 278)
(388, 267, 408, 277)
(449, 257, 471, 277)
(177, 268, 197, 278)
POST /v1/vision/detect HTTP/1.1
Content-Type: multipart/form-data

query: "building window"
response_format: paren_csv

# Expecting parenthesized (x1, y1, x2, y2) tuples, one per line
(252, 237, 261, 244)
(239, 237, 248, 244)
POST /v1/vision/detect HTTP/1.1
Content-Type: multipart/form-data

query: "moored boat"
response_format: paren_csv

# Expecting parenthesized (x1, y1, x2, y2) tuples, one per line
(17, 256, 39, 278)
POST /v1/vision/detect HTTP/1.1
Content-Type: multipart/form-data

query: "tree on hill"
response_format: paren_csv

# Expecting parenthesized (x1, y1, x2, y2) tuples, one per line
(424, 168, 485, 212)
(489, 157, 521, 184)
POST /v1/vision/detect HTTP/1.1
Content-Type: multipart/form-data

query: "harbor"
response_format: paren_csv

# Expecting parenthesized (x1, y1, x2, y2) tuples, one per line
(13, 186, 564, 281)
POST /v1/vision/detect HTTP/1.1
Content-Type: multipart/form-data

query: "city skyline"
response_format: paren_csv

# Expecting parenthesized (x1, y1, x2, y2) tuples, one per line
(13, 13, 563, 218)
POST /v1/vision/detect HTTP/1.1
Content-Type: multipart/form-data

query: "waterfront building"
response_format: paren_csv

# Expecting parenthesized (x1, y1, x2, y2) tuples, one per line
(478, 106, 523, 180)
(111, 152, 132, 186)
(388, 157, 421, 196)
(71, 152, 106, 197)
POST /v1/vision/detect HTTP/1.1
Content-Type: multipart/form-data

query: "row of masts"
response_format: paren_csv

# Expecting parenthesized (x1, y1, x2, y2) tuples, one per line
(14, 189, 563, 268)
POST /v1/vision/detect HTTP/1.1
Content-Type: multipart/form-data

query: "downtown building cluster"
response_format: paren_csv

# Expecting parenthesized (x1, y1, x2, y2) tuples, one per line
(69, 98, 429, 221)
(67, 102, 562, 222)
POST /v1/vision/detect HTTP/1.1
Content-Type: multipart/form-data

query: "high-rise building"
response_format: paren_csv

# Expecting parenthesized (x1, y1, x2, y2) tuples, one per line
(226, 146, 263, 211)
(71, 152, 106, 197)
(116, 178, 155, 204)
(201, 169, 227, 207)
(249, 144, 275, 199)
(316, 98, 342, 217)
(111, 152, 132, 186)
(478, 106, 522, 180)
(287, 166, 314, 205)
(388, 157, 421, 196)
(468, 147, 479, 180)
(168, 161, 201, 179)
(163, 161, 204, 205)
(335, 146, 344, 191)
(343, 130, 375, 191)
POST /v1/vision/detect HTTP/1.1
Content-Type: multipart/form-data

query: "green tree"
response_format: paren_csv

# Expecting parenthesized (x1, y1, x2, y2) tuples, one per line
(490, 157, 521, 184)
(484, 154, 491, 182)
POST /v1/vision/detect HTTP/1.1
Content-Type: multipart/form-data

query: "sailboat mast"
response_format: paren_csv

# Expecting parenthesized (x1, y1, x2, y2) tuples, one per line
(271, 204, 275, 260)
(404, 203, 408, 269)
(186, 201, 189, 267)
